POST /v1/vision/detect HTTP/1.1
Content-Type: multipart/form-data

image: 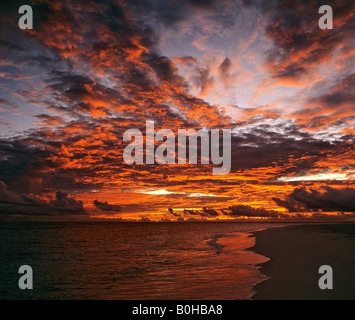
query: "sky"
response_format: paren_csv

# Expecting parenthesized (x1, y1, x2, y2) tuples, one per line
(0, 0, 354, 221)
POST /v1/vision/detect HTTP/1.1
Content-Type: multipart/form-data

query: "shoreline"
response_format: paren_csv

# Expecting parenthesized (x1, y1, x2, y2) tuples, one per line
(249, 223, 355, 300)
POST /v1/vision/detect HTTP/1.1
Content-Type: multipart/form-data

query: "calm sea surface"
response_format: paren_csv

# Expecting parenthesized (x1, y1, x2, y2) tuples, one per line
(0, 222, 285, 299)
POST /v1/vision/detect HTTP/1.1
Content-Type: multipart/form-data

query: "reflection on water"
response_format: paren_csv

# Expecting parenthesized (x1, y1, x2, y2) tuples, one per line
(0, 222, 283, 299)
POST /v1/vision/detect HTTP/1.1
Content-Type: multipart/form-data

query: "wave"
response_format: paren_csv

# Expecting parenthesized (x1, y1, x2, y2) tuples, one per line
(205, 234, 226, 254)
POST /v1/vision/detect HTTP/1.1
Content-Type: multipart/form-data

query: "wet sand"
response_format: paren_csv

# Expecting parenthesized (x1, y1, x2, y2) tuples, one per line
(250, 223, 355, 300)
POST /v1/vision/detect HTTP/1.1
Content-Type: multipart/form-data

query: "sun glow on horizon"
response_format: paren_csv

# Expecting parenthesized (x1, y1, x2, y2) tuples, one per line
(278, 171, 354, 182)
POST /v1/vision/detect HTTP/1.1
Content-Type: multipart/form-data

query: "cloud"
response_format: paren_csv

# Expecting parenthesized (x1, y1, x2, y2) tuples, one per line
(93, 200, 121, 212)
(260, 0, 355, 84)
(218, 57, 237, 88)
(273, 186, 355, 212)
(296, 73, 355, 132)
(168, 207, 180, 216)
(181, 207, 219, 217)
(34, 114, 67, 126)
(181, 204, 280, 218)
(229, 119, 351, 177)
(201, 207, 219, 216)
(0, 0, 353, 220)
(0, 181, 86, 216)
(183, 209, 200, 216)
(182, 207, 219, 217)
(49, 191, 85, 213)
(224, 204, 281, 217)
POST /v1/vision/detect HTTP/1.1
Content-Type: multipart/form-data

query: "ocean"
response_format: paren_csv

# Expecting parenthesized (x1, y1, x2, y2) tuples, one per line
(0, 222, 286, 300)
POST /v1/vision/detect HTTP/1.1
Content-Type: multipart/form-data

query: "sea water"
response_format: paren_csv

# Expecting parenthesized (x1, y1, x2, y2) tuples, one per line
(0, 222, 285, 299)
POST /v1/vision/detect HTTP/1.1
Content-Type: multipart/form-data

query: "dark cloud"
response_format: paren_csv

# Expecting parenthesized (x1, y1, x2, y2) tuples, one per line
(93, 200, 121, 212)
(182, 207, 219, 217)
(0, 98, 19, 110)
(175, 56, 215, 96)
(34, 114, 67, 126)
(168, 207, 180, 216)
(273, 186, 355, 212)
(308, 73, 355, 109)
(0, 138, 55, 188)
(49, 191, 85, 213)
(194, 66, 214, 96)
(147, 54, 186, 85)
(127, 0, 219, 27)
(229, 120, 349, 176)
(218, 57, 234, 87)
(224, 204, 281, 218)
(201, 207, 219, 216)
(257, 0, 355, 82)
(183, 209, 200, 216)
(0, 181, 86, 216)
(182, 205, 279, 218)
(219, 57, 231, 73)
(290, 73, 355, 132)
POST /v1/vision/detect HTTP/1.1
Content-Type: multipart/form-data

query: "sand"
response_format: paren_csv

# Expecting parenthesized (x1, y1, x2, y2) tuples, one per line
(250, 223, 355, 300)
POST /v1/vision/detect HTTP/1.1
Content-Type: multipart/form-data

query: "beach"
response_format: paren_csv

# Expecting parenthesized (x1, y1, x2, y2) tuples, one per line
(251, 223, 355, 300)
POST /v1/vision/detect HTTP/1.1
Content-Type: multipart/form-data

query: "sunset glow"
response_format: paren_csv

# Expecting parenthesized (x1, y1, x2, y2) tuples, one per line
(0, 0, 354, 221)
